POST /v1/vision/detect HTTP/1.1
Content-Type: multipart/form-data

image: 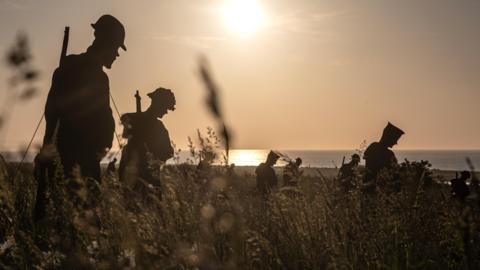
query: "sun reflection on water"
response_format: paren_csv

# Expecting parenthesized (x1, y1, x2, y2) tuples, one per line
(228, 149, 269, 166)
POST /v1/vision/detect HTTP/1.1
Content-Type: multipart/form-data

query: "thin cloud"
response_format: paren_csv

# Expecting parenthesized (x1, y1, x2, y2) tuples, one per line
(266, 9, 352, 41)
(149, 35, 227, 50)
(0, 0, 33, 10)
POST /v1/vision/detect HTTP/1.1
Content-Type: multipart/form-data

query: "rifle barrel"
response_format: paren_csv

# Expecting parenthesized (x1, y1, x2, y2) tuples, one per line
(135, 90, 142, 113)
(60, 26, 70, 65)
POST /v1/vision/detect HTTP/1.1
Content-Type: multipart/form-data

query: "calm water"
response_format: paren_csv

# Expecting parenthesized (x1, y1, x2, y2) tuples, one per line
(3, 150, 480, 171)
(174, 149, 480, 171)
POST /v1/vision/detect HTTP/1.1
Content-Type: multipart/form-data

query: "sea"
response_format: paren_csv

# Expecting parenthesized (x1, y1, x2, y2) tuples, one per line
(226, 149, 480, 171)
(2, 149, 480, 171)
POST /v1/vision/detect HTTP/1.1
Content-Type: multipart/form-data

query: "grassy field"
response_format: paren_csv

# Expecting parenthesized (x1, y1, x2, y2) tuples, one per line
(0, 157, 479, 270)
(1, 28, 479, 269)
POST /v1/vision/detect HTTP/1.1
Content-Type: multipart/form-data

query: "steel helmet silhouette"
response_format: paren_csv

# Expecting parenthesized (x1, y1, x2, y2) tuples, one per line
(148, 88, 176, 111)
(91, 14, 127, 51)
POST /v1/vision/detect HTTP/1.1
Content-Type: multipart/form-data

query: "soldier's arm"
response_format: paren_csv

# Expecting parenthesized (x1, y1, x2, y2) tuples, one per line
(120, 113, 135, 139)
(388, 150, 398, 167)
(92, 112, 114, 153)
(150, 122, 174, 161)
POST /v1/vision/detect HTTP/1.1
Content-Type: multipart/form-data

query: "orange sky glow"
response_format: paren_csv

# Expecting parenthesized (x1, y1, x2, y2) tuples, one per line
(0, 0, 479, 151)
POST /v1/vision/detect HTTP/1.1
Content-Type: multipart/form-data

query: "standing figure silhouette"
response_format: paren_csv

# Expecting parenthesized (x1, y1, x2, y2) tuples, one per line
(119, 88, 175, 184)
(450, 171, 471, 202)
(339, 153, 360, 192)
(283, 157, 302, 187)
(363, 122, 404, 191)
(256, 151, 280, 197)
(34, 15, 126, 222)
(40, 14, 126, 180)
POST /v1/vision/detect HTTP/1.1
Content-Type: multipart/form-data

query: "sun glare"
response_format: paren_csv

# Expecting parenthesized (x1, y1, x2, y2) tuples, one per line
(229, 150, 266, 166)
(222, 0, 266, 35)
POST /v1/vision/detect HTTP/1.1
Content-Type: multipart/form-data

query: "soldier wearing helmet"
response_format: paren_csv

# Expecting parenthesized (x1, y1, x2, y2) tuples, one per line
(283, 157, 303, 187)
(339, 153, 361, 192)
(363, 122, 405, 189)
(450, 171, 471, 201)
(256, 150, 280, 197)
(40, 14, 126, 181)
(119, 88, 176, 183)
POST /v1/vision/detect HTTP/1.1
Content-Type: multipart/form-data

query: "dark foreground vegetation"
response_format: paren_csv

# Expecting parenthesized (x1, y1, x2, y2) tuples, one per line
(0, 153, 479, 269)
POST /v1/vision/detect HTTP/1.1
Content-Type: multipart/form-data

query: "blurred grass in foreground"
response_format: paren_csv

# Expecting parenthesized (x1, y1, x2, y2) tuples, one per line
(0, 143, 479, 269)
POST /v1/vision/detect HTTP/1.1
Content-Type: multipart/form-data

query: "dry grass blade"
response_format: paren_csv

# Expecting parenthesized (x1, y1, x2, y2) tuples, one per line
(198, 56, 232, 163)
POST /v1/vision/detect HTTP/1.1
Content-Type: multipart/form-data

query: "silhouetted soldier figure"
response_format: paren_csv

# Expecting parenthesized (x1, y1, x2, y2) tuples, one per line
(451, 171, 470, 201)
(339, 154, 360, 192)
(107, 158, 117, 174)
(227, 163, 236, 178)
(256, 151, 280, 197)
(363, 122, 404, 191)
(40, 14, 126, 181)
(283, 157, 302, 187)
(119, 88, 175, 183)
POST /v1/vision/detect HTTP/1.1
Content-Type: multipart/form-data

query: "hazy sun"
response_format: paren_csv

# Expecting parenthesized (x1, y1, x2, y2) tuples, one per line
(222, 0, 266, 35)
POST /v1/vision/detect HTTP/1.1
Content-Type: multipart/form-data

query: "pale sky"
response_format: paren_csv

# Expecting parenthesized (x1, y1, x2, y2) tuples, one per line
(0, 0, 479, 151)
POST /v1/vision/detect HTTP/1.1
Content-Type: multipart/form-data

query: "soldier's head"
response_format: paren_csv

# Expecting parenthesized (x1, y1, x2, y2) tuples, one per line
(351, 154, 360, 165)
(266, 150, 280, 166)
(147, 88, 176, 118)
(295, 158, 302, 167)
(380, 122, 404, 148)
(91, 15, 126, 69)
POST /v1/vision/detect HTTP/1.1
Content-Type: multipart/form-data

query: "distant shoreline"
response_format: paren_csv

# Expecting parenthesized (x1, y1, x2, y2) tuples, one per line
(218, 165, 471, 180)
(2, 149, 479, 171)
(4, 160, 476, 182)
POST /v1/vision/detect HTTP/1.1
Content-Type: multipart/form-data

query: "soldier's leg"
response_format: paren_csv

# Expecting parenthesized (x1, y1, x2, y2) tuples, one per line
(59, 149, 76, 179)
(78, 152, 101, 182)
